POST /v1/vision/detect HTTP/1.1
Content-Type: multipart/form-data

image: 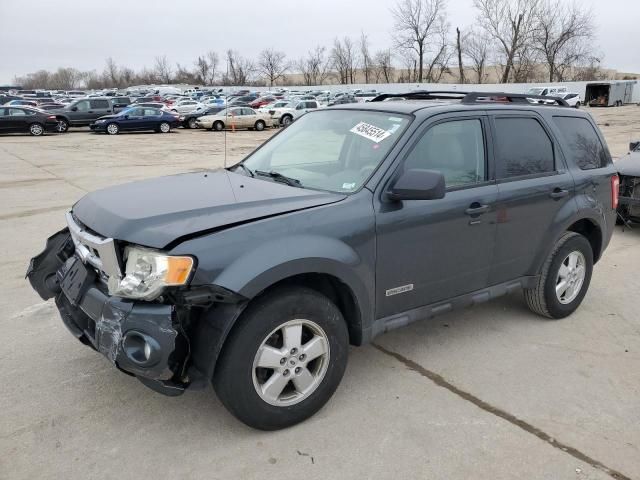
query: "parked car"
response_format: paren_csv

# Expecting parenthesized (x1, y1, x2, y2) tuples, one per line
(4, 99, 38, 107)
(26, 91, 618, 430)
(249, 96, 276, 109)
(354, 92, 379, 103)
(181, 106, 225, 129)
(268, 100, 322, 126)
(133, 102, 172, 111)
(0, 106, 58, 136)
(560, 93, 581, 108)
(328, 94, 357, 106)
(170, 100, 206, 114)
(615, 140, 640, 225)
(50, 97, 121, 132)
(89, 107, 180, 135)
(196, 107, 273, 131)
(37, 103, 66, 111)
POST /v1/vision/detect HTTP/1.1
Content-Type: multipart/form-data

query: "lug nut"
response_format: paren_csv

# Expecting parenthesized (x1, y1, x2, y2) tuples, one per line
(295, 367, 301, 374)
(280, 358, 287, 365)
(299, 354, 306, 361)
(290, 348, 298, 355)
(283, 369, 290, 376)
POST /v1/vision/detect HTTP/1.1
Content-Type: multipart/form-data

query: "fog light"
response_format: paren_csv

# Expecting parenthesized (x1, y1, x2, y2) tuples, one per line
(122, 331, 160, 367)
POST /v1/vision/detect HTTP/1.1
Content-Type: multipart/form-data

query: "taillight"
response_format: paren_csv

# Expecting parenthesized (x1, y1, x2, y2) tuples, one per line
(611, 174, 620, 210)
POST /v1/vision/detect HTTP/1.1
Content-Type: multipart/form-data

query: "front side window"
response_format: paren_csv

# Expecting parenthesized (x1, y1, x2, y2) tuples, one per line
(74, 100, 90, 111)
(494, 117, 555, 178)
(241, 110, 411, 193)
(553, 116, 609, 170)
(404, 119, 486, 188)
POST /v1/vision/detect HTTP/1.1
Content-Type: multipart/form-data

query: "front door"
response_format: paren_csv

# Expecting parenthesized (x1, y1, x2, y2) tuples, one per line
(375, 115, 498, 319)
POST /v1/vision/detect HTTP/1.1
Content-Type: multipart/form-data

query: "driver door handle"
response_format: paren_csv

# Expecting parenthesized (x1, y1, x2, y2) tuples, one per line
(465, 203, 491, 216)
(549, 188, 569, 199)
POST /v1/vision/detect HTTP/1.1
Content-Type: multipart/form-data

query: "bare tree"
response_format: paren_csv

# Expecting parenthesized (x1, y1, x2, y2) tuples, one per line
(331, 37, 357, 84)
(474, 0, 541, 83)
(373, 50, 395, 83)
(424, 27, 452, 82)
(297, 46, 331, 86)
(205, 51, 219, 84)
(103, 57, 121, 87)
(534, 0, 594, 82)
(456, 27, 465, 83)
(194, 56, 209, 84)
(463, 29, 491, 83)
(390, 0, 447, 82)
(224, 50, 254, 85)
(258, 49, 289, 87)
(154, 55, 172, 83)
(360, 32, 373, 83)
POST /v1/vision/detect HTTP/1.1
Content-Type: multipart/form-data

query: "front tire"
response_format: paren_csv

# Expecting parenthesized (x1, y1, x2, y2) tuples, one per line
(254, 120, 265, 131)
(524, 232, 593, 319)
(106, 123, 119, 135)
(281, 115, 292, 127)
(56, 118, 69, 133)
(213, 287, 349, 430)
(213, 121, 224, 131)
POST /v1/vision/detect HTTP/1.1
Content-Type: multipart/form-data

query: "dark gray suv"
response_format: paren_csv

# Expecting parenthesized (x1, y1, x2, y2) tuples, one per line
(52, 97, 129, 132)
(27, 92, 618, 430)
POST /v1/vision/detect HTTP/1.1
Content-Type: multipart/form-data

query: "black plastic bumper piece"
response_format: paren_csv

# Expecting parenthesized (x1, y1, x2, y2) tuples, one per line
(53, 257, 186, 388)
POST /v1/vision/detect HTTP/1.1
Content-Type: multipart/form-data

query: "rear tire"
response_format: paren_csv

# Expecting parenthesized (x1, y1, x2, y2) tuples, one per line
(574, 101, 581, 109)
(29, 123, 44, 136)
(213, 286, 349, 430)
(158, 122, 171, 133)
(524, 232, 593, 319)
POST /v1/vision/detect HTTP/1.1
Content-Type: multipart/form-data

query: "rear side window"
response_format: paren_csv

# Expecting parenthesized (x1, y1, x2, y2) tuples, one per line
(553, 116, 609, 169)
(405, 119, 486, 187)
(90, 99, 110, 109)
(494, 117, 554, 178)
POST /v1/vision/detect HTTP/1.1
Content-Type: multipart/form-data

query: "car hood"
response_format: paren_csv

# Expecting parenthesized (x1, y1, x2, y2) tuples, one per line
(72, 170, 346, 249)
(615, 152, 640, 177)
(95, 114, 119, 121)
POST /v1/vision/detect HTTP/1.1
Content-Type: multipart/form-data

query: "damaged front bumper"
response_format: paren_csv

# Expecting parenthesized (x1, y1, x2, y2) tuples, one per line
(27, 229, 189, 394)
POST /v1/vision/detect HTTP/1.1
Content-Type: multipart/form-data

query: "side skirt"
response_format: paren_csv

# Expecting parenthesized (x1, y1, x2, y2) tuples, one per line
(369, 276, 538, 340)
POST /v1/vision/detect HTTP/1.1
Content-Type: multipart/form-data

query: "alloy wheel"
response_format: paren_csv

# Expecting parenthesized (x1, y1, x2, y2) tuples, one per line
(252, 319, 330, 407)
(555, 251, 586, 304)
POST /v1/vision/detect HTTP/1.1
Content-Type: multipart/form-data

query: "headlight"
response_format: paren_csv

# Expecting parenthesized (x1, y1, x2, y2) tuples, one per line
(108, 246, 194, 301)
(96, 119, 106, 123)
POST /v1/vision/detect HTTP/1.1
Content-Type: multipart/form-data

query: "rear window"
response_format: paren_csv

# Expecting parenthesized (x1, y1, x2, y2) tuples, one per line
(553, 116, 609, 170)
(494, 117, 555, 178)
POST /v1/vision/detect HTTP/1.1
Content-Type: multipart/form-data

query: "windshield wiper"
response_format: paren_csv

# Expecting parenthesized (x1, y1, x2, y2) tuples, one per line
(232, 163, 254, 177)
(255, 170, 302, 187)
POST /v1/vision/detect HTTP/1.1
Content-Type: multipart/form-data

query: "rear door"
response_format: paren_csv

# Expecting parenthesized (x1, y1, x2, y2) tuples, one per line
(7, 108, 29, 132)
(143, 108, 163, 130)
(89, 99, 112, 121)
(488, 113, 575, 285)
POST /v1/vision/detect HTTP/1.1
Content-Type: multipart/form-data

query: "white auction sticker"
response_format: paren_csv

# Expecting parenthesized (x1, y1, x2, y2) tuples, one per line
(350, 122, 392, 143)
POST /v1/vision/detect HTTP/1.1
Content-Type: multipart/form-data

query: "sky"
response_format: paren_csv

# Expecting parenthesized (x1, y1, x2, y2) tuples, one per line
(1, 0, 639, 84)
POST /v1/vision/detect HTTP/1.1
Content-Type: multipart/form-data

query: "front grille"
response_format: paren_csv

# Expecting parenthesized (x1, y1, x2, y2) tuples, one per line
(66, 212, 122, 280)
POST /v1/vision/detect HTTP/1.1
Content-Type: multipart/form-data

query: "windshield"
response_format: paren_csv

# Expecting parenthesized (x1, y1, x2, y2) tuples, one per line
(241, 109, 411, 193)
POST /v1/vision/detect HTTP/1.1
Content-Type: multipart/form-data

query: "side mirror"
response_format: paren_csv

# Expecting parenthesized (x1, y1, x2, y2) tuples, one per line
(123, 114, 129, 119)
(71, 106, 78, 111)
(630, 141, 640, 152)
(387, 169, 446, 201)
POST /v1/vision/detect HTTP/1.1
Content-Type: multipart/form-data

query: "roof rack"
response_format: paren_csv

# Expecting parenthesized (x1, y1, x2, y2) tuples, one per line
(371, 90, 569, 107)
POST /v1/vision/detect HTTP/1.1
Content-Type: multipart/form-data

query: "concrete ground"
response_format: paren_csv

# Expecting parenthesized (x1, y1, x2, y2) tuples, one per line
(1, 107, 639, 480)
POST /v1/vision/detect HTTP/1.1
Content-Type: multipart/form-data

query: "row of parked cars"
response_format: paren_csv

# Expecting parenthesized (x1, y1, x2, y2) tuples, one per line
(0, 86, 361, 136)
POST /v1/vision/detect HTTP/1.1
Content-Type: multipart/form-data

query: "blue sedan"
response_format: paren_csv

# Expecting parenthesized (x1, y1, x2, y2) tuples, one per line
(90, 107, 180, 135)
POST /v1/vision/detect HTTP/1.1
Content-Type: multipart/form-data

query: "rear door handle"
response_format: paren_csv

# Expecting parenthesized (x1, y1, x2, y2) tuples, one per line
(465, 203, 491, 216)
(549, 188, 569, 199)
